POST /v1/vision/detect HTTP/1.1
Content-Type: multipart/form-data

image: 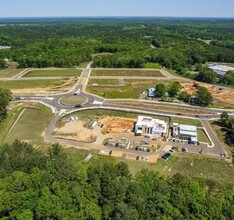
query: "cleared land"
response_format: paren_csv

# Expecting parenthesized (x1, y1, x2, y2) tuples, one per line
(88, 79, 119, 85)
(67, 147, 234, 184)
(3, 103, 52, 146)
(64, 109, 202, 128)
(60, 95, 87, 105)
(24, 69, 82, 77)
(86, 79, 174, 99)
(91, 69, 164, 77)
(0, 79, 77, 94)
(0, 68, 25, 78)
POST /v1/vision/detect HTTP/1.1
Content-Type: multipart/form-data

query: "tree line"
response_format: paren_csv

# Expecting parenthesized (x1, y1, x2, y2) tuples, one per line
(0, 19, 233, 71)
(1, 140, 234, 219)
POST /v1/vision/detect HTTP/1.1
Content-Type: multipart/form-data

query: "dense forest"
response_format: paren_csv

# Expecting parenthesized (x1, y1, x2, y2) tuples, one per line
(0, 140, 234, 220)
(0, 18, 234, 72)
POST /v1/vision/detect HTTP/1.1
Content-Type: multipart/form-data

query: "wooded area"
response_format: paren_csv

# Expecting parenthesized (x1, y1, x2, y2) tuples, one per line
(1, 141, 234, 219)
(0, 18, 233, 71)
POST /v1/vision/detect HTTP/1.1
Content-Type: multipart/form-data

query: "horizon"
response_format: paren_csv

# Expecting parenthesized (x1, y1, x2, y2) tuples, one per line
(0, 0, 234, 18)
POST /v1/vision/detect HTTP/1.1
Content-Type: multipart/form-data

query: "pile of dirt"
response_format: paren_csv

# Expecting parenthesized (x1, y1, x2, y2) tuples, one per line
(54, 121, 97, 143)
(100, 116, 136, 135)
(181, 82, 234, 106)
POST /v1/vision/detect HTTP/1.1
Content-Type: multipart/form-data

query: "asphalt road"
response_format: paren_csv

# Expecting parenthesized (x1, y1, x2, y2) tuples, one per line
(9, 64, 233, 158)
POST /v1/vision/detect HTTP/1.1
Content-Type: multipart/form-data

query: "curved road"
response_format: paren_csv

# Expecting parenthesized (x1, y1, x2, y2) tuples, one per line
(11, 63, 233, 158)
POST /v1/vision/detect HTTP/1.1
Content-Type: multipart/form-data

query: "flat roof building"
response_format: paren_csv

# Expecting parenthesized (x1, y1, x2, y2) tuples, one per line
(135, 116, 168, 138)
(208, 64, 234, 76)
(173, 123, 198, 144)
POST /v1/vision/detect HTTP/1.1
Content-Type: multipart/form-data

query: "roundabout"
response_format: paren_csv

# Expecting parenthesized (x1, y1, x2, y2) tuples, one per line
(59, 94, 88, 106)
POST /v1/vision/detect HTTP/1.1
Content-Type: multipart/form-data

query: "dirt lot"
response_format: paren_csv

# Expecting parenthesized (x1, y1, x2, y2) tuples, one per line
(181, 82, 234, 107)
(100, 116, 136, 135)
(54, 121, 97, 142)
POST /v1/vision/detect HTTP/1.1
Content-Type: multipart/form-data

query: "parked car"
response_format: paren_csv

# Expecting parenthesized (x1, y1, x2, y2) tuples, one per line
(109, 150, 112, 156)
(75, 104, 81, 108)
(161, 153, 172, 161)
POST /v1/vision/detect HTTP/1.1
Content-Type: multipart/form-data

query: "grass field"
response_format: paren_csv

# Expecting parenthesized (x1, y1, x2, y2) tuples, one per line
(66, 147, 234, 183)
(86, 79, 173, 99)
(91, 69, 164, 77)
(60, 95, 87, 105)
(0, 69, 25, 78)
(24, 69, 82, 77)
(0, 106, 24, 143)
(197, 128, 211, 144)
(0, 79, 76, 94)
(4, 103, 53, 146)
(88, 78, 120, 85)
(144, 63, 161, 69)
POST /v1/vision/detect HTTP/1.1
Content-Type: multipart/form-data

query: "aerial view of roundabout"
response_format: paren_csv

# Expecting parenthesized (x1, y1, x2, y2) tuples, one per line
(2, 63, 234, 163)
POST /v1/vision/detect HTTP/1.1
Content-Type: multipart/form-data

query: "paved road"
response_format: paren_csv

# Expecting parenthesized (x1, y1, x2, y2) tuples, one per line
(8, 63, 233, 158)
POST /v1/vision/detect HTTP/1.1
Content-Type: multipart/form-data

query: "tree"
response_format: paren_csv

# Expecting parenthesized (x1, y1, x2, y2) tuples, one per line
(221, 71, 234, 87)
(0, 59, 6, 69)
(195, 87, 213, 106)
(220, 112, 229, 126)
(168, 81, 181, 97)
(155, 84, 166, 98)
(178, 91, 191, 103)
(195, 68, 217, 84)
(0, 88, 11, 123)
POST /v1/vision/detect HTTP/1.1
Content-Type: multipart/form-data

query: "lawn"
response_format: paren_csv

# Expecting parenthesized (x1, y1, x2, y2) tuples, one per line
(0, 79, 76, 94)
(172, 117, 203, 127)
(0, 69, 25, 78)
(144, 63, 161, 69)
(60, 95, 87, 105)
(4, 103, 53, 146)
(24, 69, 82, 77)
(197, 128, 211, 144)
(86, 79, 173, 99)
(88, 78, 120, 85)
(91, 69, 164, 77)
(0, 106, 24, 143)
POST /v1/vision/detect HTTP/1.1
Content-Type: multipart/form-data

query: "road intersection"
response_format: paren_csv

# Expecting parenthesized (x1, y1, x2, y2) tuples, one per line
(9, 63, 234, 159)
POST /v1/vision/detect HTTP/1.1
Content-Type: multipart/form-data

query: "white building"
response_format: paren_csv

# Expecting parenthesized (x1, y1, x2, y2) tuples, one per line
(0, 46, 11, 50)
(135, 116, 168, 138)
(147, 88, 156, 97)
(208, 64, 234, 77)
(173, 123, 198, 144)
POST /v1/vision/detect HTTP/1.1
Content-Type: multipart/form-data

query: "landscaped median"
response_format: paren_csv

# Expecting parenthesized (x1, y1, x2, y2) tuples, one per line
(24, 69, 82, 77)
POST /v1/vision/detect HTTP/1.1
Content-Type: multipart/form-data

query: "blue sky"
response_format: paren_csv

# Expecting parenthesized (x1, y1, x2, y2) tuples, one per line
(0, 0, 233, 18)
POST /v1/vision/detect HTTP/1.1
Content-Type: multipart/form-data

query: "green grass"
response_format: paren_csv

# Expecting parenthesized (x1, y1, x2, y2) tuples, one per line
(88, 78, 120, 85)
(197, 128, 211, 144)
(65, 147, 234, 184)
(60, 95, 87, 105)
(144, 63, 161, 69)
(0, 69, 25, 78)
(86, 79, 173, 99)
(172, 117, 202, 127)
(4, 103, 53, 146)
(24, 69, 82, 77)
(91, 69, 164, 77)
(0, 79, 74, 94)
(0, 106, 24, 143)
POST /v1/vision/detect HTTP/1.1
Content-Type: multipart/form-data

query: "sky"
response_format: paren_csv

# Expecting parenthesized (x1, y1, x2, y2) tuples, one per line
(0, 0, 233, 18)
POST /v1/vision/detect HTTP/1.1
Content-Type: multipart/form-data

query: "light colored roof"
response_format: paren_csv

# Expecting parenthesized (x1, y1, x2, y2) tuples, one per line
(179, 124, 197, 132)
(179, 130, 197, 137)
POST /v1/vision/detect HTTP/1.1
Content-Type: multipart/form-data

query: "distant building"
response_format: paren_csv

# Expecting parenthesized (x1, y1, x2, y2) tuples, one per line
(147, 88, 156, 97)
(208, 64, 234, 77)
(135, 116, 168, 138)
(173, 123, 198, 144)
(146, 88, 169, 98)
(0, 46, 11, 50)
